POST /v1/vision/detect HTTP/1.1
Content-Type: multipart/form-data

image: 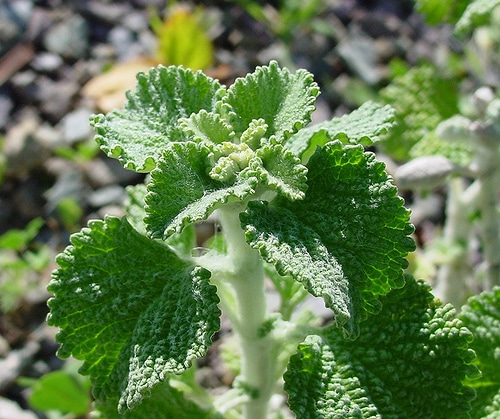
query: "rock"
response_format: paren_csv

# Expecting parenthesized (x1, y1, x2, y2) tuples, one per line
(43, 14, 89, 60)
(44, 167, 88, 215)
(0, 397, 38, 419)
(0, 340, 39, 391)
(337, 33, 384, 85)
(0, 0, 33, 55)
(35, 76, 80, 122)
(123, 11, 149, 33)
(0, 91, 13, 130)
(86, 184, 126, 208)
(30, 52, 64, 73)
(8, 70, 38, 106)
(59, 108, 94, 144)
(83, 0, 132, 24)
(2, 112, 51, 177)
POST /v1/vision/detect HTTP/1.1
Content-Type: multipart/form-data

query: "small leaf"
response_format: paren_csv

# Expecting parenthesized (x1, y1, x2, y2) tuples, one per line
(223, 61, 319, 143)
(455, 0, 500, 36)
(460, 286, 500, 417)
(28, 370, 90, 415)
(242, 141, 415, 337)
(145, 141, 258, 239)
(285, 276, 478, 418)
(255, 142, 308, 200)
(96, 379, 222, 418)
(47, 216, 220, 412)
(380, 64, 460, 161)
(153, 5, 214, 70)
(286, 102, 396, 161)
(0, 217, 43, 251)
(179, 110, 235, 145)
(91, 65, 225, 172)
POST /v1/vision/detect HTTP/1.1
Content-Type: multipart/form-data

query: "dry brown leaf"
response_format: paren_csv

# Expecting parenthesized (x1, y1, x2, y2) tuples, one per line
(82, 56, 160, 112)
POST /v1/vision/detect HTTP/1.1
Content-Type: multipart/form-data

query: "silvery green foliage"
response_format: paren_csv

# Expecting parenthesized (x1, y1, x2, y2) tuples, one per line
(47, 62, 478, 417)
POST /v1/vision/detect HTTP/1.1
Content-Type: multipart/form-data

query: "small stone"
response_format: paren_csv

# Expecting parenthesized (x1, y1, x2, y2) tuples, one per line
(0, 92, 13, 130)
(108, 26, 136, 60)
(86, 184, 126, 208)
(0, 0, 32, 54)
(36, 77, 80, 122)
(84, 0, 132, 24)
(43, 14, 89, 60)
(30, 52, 64, 73)
(123, 11, 150, 32)
(3, 112, 51, 177)
(59, 108, 94, 144)
(0, 397, 38, 419)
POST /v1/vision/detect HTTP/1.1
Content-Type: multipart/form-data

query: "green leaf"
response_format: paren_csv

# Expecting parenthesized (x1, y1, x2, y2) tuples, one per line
(28, 369, 90, 415)
(145, 142, 258, 239)
(241, 141, 415, 337)
(284, 276, 478, 418)
(455, 0, 500, 36)
(415, 0, 469, 25)
(153, 6, 214, 70)
(47, 216, 220, 412)
(91, 65, 225, 172)
(95, 379, 222, 419)
(380, 64, 460, 161)
(286, 102, 396, 162)
(222, 61, 319, 143)
(179, 110, 235, 145)
(460, 286, 500, 418)
(0, 217, 44, 251)
(255, 142, 308, 200)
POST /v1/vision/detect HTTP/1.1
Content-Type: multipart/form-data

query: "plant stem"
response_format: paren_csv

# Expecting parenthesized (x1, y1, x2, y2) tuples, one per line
(216, 205, 274, 419)
(434, 177, 474, 308)
(477, 169, 500, 288)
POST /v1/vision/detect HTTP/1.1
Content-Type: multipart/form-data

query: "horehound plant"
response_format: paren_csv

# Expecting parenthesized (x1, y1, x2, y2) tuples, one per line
(47, 62, 493, 418)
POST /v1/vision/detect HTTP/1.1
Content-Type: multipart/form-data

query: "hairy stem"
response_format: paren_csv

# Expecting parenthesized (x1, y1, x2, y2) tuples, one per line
(434, 177, 474, 308)
(477, 170, 500, 288)
(216, 205, 274, 419)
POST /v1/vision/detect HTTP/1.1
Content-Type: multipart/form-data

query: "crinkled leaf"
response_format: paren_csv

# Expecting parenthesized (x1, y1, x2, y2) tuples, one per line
(95, 379, 222, 419)
(223, 61, 319, 143)
(47, 216, 220, 412)
(286, 102, 395, 161)
(91, 65, 225, 172)
(380, 65, 460, 161)
(179, 110, 235, 145)
(145, 142, 258, 239)
(285, 334, 380, 418)
(241, 141, 415, 337)
(255, 142, 308, 200)
(460, 286, 500, 418)
(455, 0, 500, 36)
(284, 276, 478, 418)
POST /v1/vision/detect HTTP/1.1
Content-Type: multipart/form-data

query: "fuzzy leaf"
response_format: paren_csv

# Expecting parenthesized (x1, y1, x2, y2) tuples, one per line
(47, 216, 220, 412)
(380, 65, 460, 161)
(460, 286, 500, 418)
(241, 141, 415, 337)
(455, 0, 500, 36)
(179, 110, 235, 145)
(284, 276, 478, 418)
(255, 142, 308, 200)
(91, 65, 225, 172)
(286, 102, 396, 161)
(145, 142, 258, 239)
(222, 61, 319, 143)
